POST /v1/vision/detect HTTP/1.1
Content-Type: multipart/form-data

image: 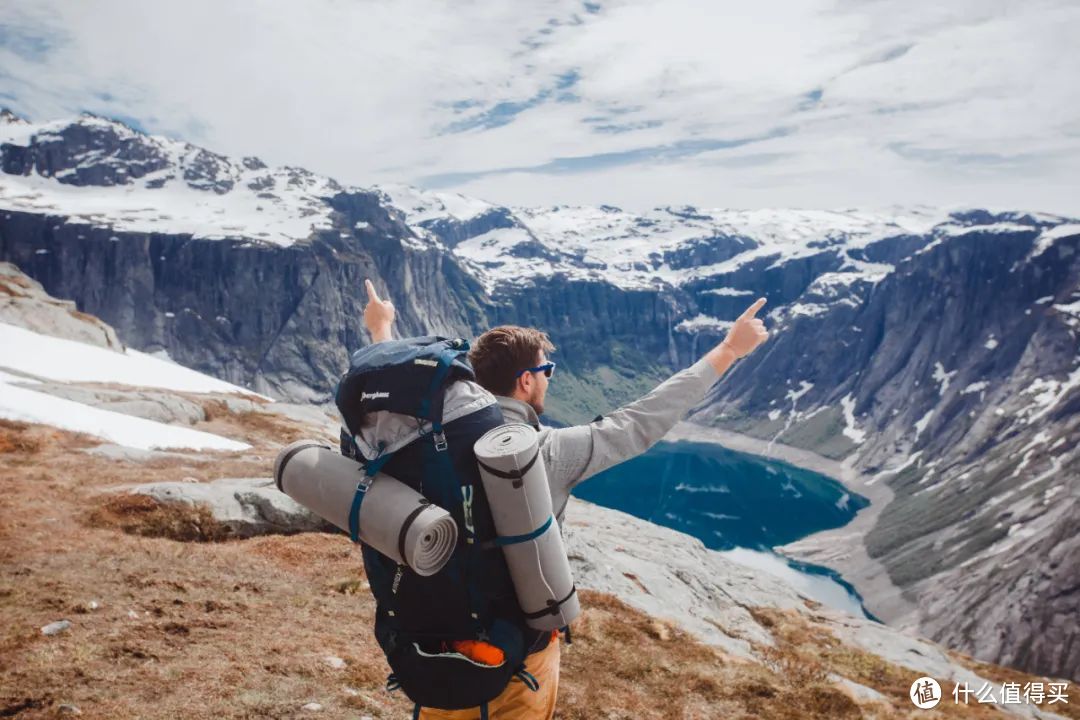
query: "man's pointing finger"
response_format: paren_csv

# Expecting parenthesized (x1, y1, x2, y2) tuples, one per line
(741, 297, 767, 319)
(365, 278, 381, 303)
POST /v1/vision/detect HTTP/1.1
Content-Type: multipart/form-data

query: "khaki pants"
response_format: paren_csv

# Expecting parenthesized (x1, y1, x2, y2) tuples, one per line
(418, 636, 560, 719)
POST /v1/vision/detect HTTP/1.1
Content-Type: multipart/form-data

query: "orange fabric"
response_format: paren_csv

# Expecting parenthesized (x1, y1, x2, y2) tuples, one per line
(450, 640, 506, 666)
(418, 636, 560, 719)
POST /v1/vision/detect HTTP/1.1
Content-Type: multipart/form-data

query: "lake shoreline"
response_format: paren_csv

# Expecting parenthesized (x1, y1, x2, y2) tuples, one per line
(664, 420, 919, 625)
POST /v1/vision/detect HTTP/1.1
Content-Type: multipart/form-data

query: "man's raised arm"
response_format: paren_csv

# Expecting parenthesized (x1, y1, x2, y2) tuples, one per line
(540, 297, 770, 489)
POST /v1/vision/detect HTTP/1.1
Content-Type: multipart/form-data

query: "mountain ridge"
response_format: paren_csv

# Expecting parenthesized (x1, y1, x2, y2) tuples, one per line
(2, 110, 1078, 681)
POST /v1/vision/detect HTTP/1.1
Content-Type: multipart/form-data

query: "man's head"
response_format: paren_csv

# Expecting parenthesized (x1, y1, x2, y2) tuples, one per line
(468, 325, 556, 415)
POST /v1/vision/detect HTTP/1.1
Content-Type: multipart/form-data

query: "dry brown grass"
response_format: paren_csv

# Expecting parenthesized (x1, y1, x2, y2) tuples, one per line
(759, 643, 830, 686)
(746, 607, 1078, 719)
(86, 493, 231, 542)
(200, 399, 310, 445)
(2, 409, 1072, 720)
(0, 419, 45, 455)
(557, 591, 878, 720)
(1, 421, 398, 720)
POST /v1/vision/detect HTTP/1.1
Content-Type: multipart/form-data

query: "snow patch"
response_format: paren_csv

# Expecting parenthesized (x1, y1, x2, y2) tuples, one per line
(377, 183, 495, 224)
(675, 314, 734, 333)
(868, 450, 924, 485)
(1052, 300, 1080, 318)
(788, 303, 830, 318)
(1022, 366, 1080, 424)
(786, 381, 814, 405)
(0, 322, 264, 397)
(1030, 223, 1080, 259)
(0, 382, 248, 451)
(703, 287, 754, 296)
(839, 394, 866, 444)
(913, 408, 934, 439)
(932, 362, 957, 397)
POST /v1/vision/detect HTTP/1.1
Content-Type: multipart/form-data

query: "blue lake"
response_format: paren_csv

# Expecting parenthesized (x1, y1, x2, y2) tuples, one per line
(571, 439, 876, 619)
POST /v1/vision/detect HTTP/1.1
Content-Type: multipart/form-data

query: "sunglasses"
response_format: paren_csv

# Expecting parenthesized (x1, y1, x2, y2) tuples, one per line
(516, 361, 556, 379)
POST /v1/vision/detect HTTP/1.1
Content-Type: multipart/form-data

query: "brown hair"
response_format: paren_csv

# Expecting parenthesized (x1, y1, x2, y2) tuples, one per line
(468, 326, 555, 396)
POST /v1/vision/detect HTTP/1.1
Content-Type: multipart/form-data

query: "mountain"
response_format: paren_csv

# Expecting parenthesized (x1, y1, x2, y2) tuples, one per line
(1, 110, 1078, 682)
(0, 266, 1072, 718)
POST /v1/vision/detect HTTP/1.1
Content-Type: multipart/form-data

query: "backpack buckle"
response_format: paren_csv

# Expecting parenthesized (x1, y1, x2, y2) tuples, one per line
(357, 475, 374, 493)
(433, 431, 448, 452)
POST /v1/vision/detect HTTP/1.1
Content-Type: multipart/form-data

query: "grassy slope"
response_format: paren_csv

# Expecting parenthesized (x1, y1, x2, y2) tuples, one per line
(2, 412, 1075, 720)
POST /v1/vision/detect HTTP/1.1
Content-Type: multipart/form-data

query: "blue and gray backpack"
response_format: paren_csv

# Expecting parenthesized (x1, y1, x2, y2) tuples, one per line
(336, 336, 556, 718)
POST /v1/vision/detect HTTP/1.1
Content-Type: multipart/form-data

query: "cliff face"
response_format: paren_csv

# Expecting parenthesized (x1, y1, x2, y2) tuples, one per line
(721, 225, 1080, 681)
(0, 203, 492, 402)
(3, 111, 1079, 681)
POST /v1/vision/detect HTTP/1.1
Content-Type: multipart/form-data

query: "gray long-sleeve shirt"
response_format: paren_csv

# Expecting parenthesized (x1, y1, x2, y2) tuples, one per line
(495, 355, 723, 525)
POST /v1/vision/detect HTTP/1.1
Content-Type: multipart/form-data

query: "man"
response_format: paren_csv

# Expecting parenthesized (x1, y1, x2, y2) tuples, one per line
(362, 279, 769, 719)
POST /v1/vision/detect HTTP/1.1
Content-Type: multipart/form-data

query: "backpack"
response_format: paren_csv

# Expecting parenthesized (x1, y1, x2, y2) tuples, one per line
(335, 336, 549, 717)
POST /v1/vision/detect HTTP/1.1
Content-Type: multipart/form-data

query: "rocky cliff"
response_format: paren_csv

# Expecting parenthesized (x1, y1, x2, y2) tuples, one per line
(2, 110, 1078, 681)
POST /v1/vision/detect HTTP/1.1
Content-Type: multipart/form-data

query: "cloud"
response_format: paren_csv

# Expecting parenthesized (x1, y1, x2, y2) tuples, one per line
(420, 125, 791, 186)
(1, 0, 1078, 215)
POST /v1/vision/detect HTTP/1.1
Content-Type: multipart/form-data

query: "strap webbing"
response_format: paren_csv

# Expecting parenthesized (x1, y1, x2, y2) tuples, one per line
(480, 702, 489, 720)
(476, 450, 540, 480)
(412, 703, 421, 720)
(349, 452, 392, 543)
(418, 346, 465, 423)
(422, 423, 484, 636)
(523, 584, 577, 620)
(494, 514, 553, 547)
(514, 669, 540, 692)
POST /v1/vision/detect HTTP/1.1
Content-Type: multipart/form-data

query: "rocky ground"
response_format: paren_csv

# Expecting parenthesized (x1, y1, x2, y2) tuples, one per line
(2, 405, 1076, 719)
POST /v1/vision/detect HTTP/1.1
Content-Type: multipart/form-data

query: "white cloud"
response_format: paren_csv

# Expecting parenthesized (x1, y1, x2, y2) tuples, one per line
(1, 0, 1078, 214)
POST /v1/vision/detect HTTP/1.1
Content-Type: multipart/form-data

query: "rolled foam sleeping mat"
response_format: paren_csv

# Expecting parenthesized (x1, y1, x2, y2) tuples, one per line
(474, 423, 580, 631)
(274, 440, 457, 576)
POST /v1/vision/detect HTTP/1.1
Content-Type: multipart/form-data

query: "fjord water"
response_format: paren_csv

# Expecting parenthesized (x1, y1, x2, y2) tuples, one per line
(571, 439, 873, 618)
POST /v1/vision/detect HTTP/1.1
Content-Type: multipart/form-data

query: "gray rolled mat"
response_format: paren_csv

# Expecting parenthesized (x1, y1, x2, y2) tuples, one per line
(474, 424, 580, 631)
(274, 440, 457, 576)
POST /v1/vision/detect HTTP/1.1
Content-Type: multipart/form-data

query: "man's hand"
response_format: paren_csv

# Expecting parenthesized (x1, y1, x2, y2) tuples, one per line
(705, 297, 769, 373)
(364, 279, 395, 343)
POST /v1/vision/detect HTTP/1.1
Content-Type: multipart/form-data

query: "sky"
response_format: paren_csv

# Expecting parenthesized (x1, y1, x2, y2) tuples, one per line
(1, 0, 1078, 215)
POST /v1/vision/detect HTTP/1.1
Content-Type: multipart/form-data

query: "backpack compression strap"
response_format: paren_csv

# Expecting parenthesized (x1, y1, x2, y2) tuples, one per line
(493, 515, 554, 547)
(349, 445, 393, 544)
(418, 344, 469, 451)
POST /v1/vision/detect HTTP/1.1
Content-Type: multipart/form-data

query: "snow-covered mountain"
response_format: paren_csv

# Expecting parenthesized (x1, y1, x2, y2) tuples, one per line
(376, 181, 1074, 298)
(1, 110, 1078, 682)
(0, 109, 344, 246)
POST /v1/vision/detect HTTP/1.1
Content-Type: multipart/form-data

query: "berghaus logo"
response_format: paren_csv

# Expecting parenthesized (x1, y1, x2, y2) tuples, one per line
(361, 391, 390, 401)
